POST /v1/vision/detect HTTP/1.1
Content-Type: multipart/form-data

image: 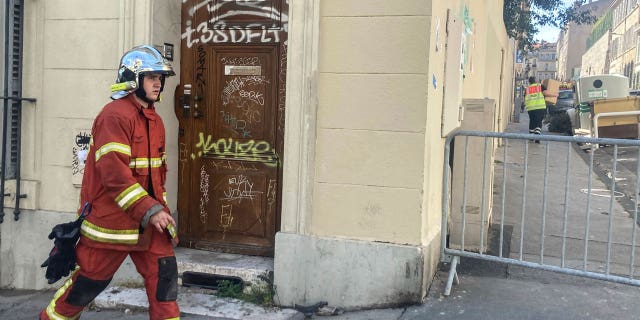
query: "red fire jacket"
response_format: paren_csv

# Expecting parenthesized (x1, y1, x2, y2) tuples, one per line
(79, 94, 169, 251)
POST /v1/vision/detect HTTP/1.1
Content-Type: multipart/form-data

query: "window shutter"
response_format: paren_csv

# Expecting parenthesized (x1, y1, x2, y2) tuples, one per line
(3, 0, 25, 180)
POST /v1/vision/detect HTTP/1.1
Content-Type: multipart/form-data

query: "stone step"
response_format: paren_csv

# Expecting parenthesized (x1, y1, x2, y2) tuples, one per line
(112, 247, 274, 288)
(94, 286, 303, 320)
(175, 247, 274, 286)
(100, 248, 297, 319)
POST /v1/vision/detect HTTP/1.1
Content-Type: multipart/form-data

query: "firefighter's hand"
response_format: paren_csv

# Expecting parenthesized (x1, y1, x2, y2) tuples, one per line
(149, 210, 176, 233)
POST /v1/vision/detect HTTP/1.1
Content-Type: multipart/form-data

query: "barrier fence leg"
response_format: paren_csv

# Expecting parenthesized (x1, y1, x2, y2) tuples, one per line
(443, 255, 459, 296)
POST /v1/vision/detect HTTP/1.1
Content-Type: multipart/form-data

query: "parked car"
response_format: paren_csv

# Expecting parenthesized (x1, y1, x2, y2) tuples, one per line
(547, 89, 575, 114)
(629, 89, 640, 96)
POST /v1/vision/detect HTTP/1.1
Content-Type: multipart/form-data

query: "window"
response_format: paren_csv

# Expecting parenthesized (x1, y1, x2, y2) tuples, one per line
(558, 91, 573, 99)
(637, 35, 640, 61)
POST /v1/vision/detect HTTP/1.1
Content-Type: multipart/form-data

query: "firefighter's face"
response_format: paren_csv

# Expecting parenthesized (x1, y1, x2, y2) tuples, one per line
(142, 73, 163, 101)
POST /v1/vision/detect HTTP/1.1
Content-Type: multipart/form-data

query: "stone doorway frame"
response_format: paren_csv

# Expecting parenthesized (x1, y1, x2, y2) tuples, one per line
(280, 0, 320, 235)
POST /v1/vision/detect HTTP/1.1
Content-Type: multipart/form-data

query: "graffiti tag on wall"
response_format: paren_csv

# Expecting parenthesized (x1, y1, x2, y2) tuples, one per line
(72, 129, 91, 186)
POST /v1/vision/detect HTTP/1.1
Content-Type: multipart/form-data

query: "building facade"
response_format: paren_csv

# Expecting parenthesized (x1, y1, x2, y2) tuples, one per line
(536, 42, 558, 81)
(582, 0, 640, 89)
(0, 0, 514, 309)
(610, 0, 640, 88)
(583, 8, 614, 76)
(524, 42, 557, 81)
(582, 30, 613, 76)
(556, 0, 612, 82)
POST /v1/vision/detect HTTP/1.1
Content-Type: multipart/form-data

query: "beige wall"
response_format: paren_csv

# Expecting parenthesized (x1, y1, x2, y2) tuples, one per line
(277, 0, 516, 308)
(313, 0, 430, 245)
(17, 0, 180, 214)
(462, 0, 513, 131)
(311, 0, 513, 244)
(1, 0, 180, 289)
(38, 2, 120, 213)
(311, 0, 516, 245)
(423, 0, 448, 249)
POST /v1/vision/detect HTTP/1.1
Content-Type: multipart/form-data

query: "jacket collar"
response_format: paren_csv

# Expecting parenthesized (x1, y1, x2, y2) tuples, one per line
(126, 95, 157, 120)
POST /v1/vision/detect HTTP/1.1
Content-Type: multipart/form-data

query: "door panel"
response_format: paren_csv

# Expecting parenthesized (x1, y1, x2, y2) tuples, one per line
(191, 45, 279, 256)
(179, 0, 287, 257)
(199, 159, 277, 249)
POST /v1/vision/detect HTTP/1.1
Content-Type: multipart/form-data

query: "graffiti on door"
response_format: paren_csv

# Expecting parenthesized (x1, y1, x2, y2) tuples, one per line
(179, 1, 287, 255)
(199, 165, 211, 223)
(182, 0, 289, 48)
(191, 132, 278, 167)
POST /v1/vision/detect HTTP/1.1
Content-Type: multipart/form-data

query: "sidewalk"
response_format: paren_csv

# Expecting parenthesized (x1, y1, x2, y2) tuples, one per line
(7, 260, 640, 320)
(3, 114, 640, 319)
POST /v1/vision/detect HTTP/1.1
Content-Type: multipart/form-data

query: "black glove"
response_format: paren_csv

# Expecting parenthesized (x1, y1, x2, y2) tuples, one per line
(40, 219, 83, 284)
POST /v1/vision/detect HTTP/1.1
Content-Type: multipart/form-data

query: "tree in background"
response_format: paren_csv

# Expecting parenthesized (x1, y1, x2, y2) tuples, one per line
(504, 0, 596, 52)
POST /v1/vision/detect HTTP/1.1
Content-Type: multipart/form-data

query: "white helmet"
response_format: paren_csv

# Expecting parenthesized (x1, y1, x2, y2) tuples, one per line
(110, 45, 175, 100)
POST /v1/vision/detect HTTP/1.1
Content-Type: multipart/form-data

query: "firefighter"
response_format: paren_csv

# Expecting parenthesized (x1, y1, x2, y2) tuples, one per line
(40, 45, 180, 320)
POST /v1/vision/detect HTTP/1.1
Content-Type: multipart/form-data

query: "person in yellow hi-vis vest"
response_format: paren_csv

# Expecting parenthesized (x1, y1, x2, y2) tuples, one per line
(525, 76, 557, 143)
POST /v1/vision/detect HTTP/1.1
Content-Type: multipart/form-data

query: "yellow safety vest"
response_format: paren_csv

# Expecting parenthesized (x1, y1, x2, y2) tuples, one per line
(525, 84, 546, 111)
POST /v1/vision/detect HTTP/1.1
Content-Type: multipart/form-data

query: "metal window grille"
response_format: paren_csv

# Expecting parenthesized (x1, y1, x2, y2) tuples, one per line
(2, 0, 25, 180)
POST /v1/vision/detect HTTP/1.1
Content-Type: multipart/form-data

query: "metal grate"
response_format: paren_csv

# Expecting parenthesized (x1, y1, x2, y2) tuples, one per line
(181, 271, 244, 290)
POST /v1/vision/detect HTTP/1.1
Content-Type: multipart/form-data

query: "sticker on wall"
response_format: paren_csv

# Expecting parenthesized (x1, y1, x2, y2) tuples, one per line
(435, 17, 441, 53)
(72, 129, 91, 186)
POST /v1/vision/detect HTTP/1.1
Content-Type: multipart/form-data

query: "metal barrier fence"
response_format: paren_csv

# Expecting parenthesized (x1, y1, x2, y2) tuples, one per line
(441, 130, 640, 296)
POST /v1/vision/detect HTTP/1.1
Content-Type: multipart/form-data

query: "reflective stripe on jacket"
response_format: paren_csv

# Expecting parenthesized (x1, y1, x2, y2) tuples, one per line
(525, 84, 547, 111)
(80, 94, 169, 251)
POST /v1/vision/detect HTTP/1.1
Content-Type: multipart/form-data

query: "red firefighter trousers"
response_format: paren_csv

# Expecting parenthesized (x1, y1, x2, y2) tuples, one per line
(40, 227, 180, 320)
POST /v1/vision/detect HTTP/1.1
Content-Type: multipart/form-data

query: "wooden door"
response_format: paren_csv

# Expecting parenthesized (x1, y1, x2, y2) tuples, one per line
(177, 1, 287, 256)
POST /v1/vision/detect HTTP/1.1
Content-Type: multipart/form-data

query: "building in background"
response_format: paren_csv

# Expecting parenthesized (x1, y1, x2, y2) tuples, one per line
(524, 42, 557, 81)
(609, 0, 640, 88)
(582, 0, 640, 89)
(582, 9, 613, 76)
(536, 42, 558, 80)
(557, 0, 612, 82)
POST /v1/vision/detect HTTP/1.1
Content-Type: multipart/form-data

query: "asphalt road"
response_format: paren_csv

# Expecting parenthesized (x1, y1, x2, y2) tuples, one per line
(577, 142, 640, 220)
